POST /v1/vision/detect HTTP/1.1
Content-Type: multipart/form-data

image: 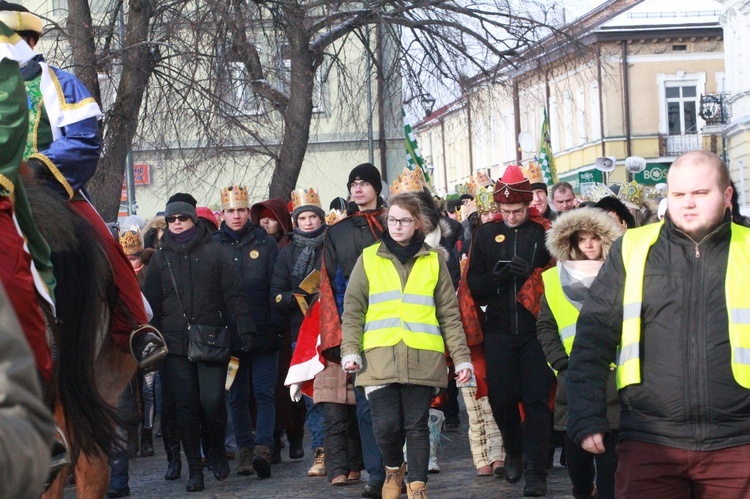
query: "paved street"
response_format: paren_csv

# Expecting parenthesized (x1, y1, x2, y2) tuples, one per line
(64, 408, 576, 499)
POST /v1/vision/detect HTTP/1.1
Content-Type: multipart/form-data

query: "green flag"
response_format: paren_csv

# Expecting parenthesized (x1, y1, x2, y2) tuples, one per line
(404, 109, 430, 182)
(538, 108, 557, 186)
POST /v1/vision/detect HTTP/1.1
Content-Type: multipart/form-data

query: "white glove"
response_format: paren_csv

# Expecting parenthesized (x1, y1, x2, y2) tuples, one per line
(290, 383, 302, 402)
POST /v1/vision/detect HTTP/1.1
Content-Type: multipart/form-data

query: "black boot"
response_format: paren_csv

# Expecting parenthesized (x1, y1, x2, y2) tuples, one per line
(208, 420, 230, 481)
(271, 432, 282, 465)
(287, 430, 304, 460)
(179, 424, 204, 492)
(162, 424, 182, 480)
(140, 427, 155, 457)
(130, 328, 168, 372)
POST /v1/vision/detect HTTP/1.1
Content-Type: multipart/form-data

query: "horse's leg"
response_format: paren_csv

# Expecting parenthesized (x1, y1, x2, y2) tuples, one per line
(74, 335, 138, 498)
(42, 404, 71, 499)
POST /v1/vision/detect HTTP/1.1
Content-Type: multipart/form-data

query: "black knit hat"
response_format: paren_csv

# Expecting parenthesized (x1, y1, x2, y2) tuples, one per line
(165, 192, 198, 224)
(348, 163, 382, 194)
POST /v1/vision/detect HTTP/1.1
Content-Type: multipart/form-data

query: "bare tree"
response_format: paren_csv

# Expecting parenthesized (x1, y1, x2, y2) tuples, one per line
(54, 0, 560, 218)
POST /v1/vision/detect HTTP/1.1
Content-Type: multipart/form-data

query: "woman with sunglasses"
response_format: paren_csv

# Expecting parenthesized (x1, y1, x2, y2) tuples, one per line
(340, 193, 473, 499)
(144, 193, 255, 493)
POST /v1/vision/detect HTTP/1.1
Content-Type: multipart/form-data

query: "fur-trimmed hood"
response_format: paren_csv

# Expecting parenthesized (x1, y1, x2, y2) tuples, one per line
(545, 207, 623, 262)
(143, 215, 167, 249)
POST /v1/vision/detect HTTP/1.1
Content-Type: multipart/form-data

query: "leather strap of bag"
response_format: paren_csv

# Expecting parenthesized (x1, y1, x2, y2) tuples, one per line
(164, 253, 190, 325)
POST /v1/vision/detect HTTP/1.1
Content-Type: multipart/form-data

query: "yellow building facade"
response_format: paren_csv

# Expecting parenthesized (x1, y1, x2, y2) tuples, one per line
(417, 0, 726, 197)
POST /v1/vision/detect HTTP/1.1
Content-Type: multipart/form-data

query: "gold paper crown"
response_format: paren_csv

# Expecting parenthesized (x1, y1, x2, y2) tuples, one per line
(460, 200, 477, 221)
(475, 185, 497, 213)
(390, 167, 426, 196)
(456, 183, 470, 196)
(585, 183, 616, 203)
(474, 170, 493, 188)
(119, 226, 144, 256)
(326, 209, 346, 226)
(291, 188, 322, 211)
(221, 185, 250, 210)
(520, 162, 544, 185)
(617, 181, 645, 208)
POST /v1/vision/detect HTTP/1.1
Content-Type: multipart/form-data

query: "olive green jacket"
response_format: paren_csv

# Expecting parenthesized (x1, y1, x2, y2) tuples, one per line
(341, 241, 472, 389)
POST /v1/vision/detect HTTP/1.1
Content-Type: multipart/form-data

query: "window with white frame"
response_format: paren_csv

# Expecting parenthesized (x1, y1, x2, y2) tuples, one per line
(549, 97, 559, 154)
(657, 72, 706, 136)
(502, 112, 515, 162)
(225, 61, 264, 116)
(666, 84, 698, 135)
(490, 115, 499, 166)
(563, 92, 573, 149)
(590, 81, 601, 141)
(576, 87, 587, 144)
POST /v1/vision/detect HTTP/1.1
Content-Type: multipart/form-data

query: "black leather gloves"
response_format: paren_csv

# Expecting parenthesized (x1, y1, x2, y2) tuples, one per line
(492, 255, 531, 283)
(240, 333, 254, 352)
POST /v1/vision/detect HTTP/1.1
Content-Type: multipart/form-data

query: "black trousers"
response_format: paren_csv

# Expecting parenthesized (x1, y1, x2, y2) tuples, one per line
(321, 402, 364, 480)
(484, 333, 554, 477)
(368, 384, 434, 483)
(564, 431, 618, 499)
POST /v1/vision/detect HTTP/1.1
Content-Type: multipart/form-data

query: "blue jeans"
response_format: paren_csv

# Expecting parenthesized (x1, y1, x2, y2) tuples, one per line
(109, 379, 139, 490)
(305, 395, 325, 450)
(229, 350, 279, 448)
(353, 373, 385, 481)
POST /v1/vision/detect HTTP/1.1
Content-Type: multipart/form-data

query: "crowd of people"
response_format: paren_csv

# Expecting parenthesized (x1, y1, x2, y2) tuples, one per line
(0, 2, 749, 499)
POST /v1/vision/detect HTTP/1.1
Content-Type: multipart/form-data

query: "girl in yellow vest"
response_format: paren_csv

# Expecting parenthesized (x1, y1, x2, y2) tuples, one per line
(341, 193, 473, 499)
(536, 207, 622, 499)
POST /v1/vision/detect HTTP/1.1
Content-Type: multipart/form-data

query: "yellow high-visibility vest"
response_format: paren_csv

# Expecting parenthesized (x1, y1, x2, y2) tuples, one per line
(361, 243, 444, 353)
(619, 221, 750, 389)
(542, 267, 579, 356)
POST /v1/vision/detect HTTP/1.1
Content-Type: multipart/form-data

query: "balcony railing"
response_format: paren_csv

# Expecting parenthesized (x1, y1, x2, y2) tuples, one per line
(658, 133, 725, 157)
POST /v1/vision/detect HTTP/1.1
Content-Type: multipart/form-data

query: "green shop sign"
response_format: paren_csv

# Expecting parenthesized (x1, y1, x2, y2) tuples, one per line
(634, 163, 670, 185)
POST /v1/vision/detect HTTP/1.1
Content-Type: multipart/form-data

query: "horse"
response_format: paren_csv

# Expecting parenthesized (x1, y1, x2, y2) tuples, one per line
(23, 180, 138, 499)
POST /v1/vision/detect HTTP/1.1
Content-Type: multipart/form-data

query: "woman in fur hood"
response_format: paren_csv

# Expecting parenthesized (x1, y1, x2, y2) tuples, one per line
(536, 207, 622, 499)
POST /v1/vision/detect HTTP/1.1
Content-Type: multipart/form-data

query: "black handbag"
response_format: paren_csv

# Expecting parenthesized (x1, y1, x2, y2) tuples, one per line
(166, 257, 230, 363)
(186, 324, 230, 363)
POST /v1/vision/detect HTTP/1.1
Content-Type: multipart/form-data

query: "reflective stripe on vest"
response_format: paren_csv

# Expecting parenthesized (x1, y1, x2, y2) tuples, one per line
(620, 221, 750, 389)
(361, 243, 444, 354)
(542, 267, 579, 356)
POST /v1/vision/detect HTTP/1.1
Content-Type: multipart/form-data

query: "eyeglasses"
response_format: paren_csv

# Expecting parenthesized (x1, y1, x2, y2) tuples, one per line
(500, 207, 527, 217)
(387, 217, 414, 227)
(166, 214, 190, 223)
(350, 180, 370, 189)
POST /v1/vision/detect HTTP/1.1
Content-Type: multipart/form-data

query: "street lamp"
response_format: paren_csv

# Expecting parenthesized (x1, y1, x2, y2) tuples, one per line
(405, 93, 436, 118)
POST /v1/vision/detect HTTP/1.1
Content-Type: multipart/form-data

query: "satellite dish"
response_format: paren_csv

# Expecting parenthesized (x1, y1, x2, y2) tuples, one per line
(625, 156, 647, 173)
(518, 132, 534, 153)
(594, 156, 617, 173)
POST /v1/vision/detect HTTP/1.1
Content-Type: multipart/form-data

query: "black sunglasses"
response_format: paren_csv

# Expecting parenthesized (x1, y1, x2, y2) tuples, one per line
(166, 214, 190, 223)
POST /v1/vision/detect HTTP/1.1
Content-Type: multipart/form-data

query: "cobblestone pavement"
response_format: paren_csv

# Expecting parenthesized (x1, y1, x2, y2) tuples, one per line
(65, 411, 576, 499)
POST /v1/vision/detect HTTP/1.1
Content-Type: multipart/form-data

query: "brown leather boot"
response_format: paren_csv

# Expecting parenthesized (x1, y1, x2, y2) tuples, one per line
(237, 447, 255, 476)
(407, 481, 428, 499)
(253, 445, 272, 478)
(382, 464, 405, 499)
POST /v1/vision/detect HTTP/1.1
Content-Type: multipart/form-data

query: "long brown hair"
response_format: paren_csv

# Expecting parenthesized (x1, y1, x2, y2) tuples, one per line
(387, 193, 428, 235)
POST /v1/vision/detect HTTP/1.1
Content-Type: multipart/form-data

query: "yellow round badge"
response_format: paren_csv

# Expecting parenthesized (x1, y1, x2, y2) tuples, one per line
(275, 294, 283, 303)
(495, 234, 506, 243)
(250, 250, 259, 259)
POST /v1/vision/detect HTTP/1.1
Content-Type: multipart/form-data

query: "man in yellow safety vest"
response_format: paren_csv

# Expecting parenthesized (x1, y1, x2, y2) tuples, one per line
(567, 150, 750, 497)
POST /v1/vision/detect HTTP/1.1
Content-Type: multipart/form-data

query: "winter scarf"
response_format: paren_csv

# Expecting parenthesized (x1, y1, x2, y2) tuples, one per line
(291, 224, 327, 280)
(169, 226, 197, 244)
(382, 232, 426, 265)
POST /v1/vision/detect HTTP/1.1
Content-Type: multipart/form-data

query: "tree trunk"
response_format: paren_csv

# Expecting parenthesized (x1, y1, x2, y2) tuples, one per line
(268, 50, 316, 201)
(88, 0, 155, 220)
(66, 0, 101, 105)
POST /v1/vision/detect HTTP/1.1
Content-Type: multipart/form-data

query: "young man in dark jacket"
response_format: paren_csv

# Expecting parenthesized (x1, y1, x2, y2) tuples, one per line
(214, 185, 282, 479)
(319, 163, 385, 498)
(567, 150, 750, 496)
(466, 165, 554, 497)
